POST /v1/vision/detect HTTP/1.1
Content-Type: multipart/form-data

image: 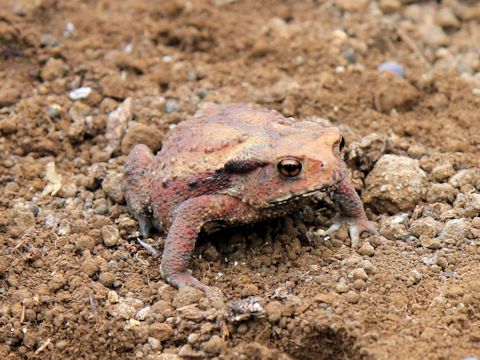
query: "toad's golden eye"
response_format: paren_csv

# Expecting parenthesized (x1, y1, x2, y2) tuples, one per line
(277, 158, 302, 177)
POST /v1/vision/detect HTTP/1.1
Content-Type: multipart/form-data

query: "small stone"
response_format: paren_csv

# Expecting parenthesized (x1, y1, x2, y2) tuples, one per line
(336, 278, 348, 294)
(431, 164, 456, 182)
(426, 183, 456, 203)
(121, 121, 164, 155)
(410, 217, 442, 238)
(435, 7, 460, 29)
(460, 193, 480, 218)
(379, 217, 409, 241)
(350, 268, 369, 281)
(420, 237, 442, 250)
(165, 99, 179, 113)
(98, 272, 116, 288)
(69, 87, 92, 101)
(436, 256, 448, 269)
(0, 117, 17, 134)
(102, 172, 124, 203)
(352, 279, 366, 290)
(46, 104, 62, 119)
(440, 219, 470, 242)
(201, 335, 225, 355)
(75, 235, 96, 252)
(364, 155, 428, 214)
(148, 337, 161, 350)
(337, 0, 368, 12)
(48, 273, 67, 292)
(357, 242, 375, 256)
(151, 300, 173, 315)
(101, 225, 120, 247)
(378, 61, 405, 78)
(449, 169, 479, 188)
(417, 23, 449, 47)
(81, 258, 99, 277)
(100, 74, 128, 100)
(59, 183, 78, 198)
(172, 286, 204, 308)
(379, 0, 401, 14)
(359, 259, 374, 274)
(148, 323, 174, 341)
(0, 88, 20, 108)
(178, 344, 204, 358)
(345, 291, 360, 304)
(265, 301, 283, 323)
(41, 58, 67, 81)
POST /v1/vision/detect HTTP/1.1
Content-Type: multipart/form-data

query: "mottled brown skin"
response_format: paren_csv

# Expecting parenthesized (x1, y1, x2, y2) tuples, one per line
(124, 104, 376, 290)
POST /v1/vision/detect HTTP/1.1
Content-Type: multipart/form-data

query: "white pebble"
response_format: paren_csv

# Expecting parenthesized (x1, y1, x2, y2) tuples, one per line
(69, 87, 92, 101)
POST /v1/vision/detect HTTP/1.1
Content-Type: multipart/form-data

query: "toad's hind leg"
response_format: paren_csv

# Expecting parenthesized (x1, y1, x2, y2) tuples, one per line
(161, 195, 257, 291)
(124, 144, 154, 237)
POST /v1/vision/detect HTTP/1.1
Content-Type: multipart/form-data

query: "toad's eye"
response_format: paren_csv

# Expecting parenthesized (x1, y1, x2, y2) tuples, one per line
(277, 158, 302, 177)
(334, 136, 346, 152)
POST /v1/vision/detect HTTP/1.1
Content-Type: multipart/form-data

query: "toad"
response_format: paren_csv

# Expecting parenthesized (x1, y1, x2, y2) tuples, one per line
(124, 104, 376, 290)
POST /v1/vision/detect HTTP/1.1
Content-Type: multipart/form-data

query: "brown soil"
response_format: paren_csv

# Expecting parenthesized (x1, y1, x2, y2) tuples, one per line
(1, 1, 480, 359)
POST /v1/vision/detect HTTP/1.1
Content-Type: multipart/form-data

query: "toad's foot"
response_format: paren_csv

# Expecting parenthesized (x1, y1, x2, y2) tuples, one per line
(325, 217, 377, 249)
(163, 270, 210, 292)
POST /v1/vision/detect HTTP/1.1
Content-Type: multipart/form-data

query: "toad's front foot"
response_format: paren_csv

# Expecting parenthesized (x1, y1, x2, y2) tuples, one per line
(162, 268, 210, 292)
(326, 217, 377, 249)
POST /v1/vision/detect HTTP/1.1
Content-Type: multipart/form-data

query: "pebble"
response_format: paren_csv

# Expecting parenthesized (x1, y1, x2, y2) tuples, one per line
(41, 58, 67, 81)
(265, 301, 283, 323)
(148, 323, 174, 341)
(426, 183, 456, 203)
(337, 0, 368, 12)
(69, 87, 92, 101)
(48, 273, 67, 292)
(359, 259, 374, 274)
(350, 268, 368, 281)
(410, 217, 442, 238)
(417, 23, 449, 47)
(449, 169, 479, 188)
(172, 286, 204, 308)
(121, 121, 164, 155)
(98, 272, 116, 288)
(345, 291, 360, 304)
(201, 335, 225, 355)
(431, 164, 456, 182)
(336, 278, 349, 294)
(435, 7, 460, 28)
(379, 0, 401, 14)
(353, 279, 366, 290)
(81, 258, 99, 277)
(420, 237, 442, 250)
(101, 225, 120, 247)
(165, 99, 180, 113)
(364, 155, 428, 213)
(102, 172, 124, 203)
(46, 104, 62, 119)
(378, 61, 405, 78)
(100, 74, 128, 99)
(357, 242, 375, 256)
(0, 87, 20, 107)
(459, 193, 480, 218)
(440, 219, 470, 242)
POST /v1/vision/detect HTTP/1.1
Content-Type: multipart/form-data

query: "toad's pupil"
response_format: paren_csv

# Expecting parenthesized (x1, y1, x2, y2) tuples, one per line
(278, 159, 302, 177)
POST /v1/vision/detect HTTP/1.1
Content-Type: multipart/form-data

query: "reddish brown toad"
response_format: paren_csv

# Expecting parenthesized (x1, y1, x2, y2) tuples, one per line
(124, 104, 376, 290)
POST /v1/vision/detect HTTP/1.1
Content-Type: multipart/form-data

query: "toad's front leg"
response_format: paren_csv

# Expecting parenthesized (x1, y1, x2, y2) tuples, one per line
(160, 195, 257, 291)
(326, 178, 377, 248)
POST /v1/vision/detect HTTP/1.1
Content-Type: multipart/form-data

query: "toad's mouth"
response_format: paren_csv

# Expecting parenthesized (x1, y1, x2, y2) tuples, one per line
(266, 184, 335, 206)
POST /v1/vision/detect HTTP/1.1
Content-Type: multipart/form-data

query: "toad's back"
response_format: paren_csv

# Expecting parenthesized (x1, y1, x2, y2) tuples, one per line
(156, 104, 303, 178)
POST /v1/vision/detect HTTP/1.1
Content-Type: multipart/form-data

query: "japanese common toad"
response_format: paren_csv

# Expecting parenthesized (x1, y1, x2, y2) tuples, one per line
(124, 104, 377, 290)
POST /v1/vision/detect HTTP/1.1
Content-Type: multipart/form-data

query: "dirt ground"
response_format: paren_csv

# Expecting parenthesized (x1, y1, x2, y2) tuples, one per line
(1, 0, 480, 359)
